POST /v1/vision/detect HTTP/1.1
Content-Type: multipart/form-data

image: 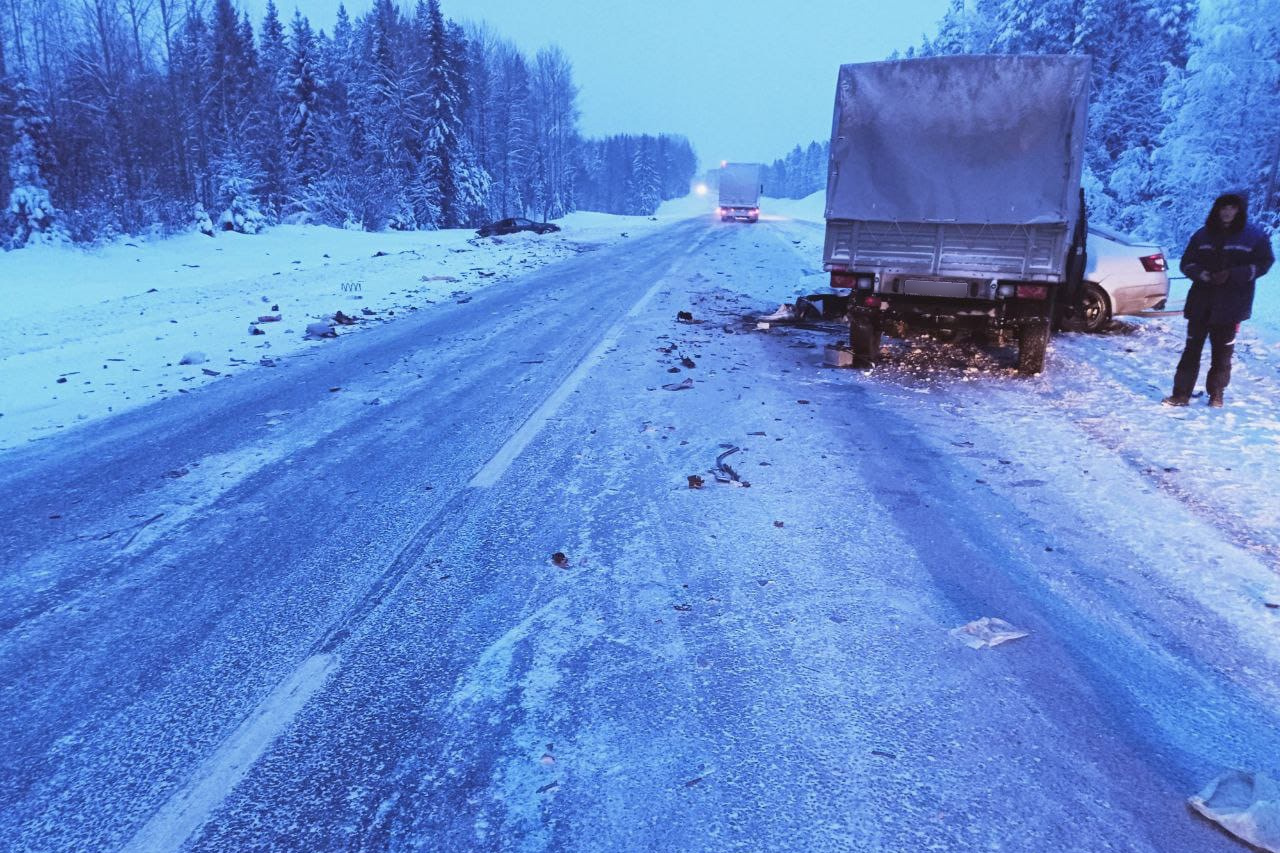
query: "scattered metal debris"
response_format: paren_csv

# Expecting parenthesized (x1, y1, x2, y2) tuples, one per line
(1189, 770, 1280, 852)
(950, 617, 1029, 649)
(714, 445, 750, 487)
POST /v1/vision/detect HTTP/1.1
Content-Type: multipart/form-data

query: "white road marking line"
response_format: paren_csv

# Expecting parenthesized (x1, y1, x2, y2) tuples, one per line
(120, 653, 339, 853)
(470, 230, 712, 489)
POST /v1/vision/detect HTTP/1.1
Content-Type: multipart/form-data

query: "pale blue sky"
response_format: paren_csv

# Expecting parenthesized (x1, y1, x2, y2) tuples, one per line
(259, 0, 950, 169)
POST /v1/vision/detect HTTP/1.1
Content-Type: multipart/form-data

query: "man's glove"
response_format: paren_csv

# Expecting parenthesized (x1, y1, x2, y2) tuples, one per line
(1210, 269, 1231, 286)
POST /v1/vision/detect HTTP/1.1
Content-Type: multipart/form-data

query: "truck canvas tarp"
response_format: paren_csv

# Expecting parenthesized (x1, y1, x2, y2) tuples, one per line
(718, 163, 763, 222)
(823, 54, 1091, 374)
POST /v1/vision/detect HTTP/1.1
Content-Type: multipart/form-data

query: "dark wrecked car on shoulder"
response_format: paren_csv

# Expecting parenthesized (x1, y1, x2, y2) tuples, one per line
(475, 217, 561, 237)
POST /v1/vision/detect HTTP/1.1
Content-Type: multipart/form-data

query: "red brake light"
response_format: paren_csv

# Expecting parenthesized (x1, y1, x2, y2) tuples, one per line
(831, 271, 857, 288)
(1016, 284, 1049, 300)
(1140, 253, 1166, 272)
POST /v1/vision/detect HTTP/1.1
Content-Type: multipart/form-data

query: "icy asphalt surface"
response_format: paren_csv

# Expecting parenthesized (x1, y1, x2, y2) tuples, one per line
(2, 217, 1279, 852)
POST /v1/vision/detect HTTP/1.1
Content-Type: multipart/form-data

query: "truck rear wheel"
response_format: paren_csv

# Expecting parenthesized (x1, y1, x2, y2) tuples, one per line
(1017, 320, 1050, 375)
(850, 317, 881, 366)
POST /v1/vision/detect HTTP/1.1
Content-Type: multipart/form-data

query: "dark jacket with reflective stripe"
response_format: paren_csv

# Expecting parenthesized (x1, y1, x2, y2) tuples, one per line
(1180, 193, 1274, 325)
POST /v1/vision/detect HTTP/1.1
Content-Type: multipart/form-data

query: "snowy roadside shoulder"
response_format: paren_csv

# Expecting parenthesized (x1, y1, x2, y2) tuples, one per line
(0, 198, 709, 452)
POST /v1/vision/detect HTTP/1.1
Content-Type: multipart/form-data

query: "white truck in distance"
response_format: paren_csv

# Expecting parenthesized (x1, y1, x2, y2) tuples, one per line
(718, 163, 763, 222)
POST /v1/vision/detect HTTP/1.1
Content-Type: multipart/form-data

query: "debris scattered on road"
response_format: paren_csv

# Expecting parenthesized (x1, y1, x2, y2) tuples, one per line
(249, 325, 265, 335)
(333, 310, 358, 325)
(179, 351, 207, 365)
(256, 314, 281, 323)
(1188, 770, 1280, 852)
(551, 552, 570, 568)
(680, 355, 696, 369)
(825, 343, 857, 368)
(797, 399, 811, 405)
(684, 776, 703, 787)
(662, 378, 694, 391)
(714, 445, 750, 487)
(201, 368, 221, 377)
(328, 386, 341, 393)
(687, 475, 704, 489)
(950, 617, 1029, 649)
(871, 749, 897, 759)
(305, 321, 336, 339)
(759, 304, 796, 322)
(536, 781, 559, 794)
(773, 520, 784, 528)
(673, 604, 692, 612)
(163, 468, 189, 479)
(676, 310, 695, 323)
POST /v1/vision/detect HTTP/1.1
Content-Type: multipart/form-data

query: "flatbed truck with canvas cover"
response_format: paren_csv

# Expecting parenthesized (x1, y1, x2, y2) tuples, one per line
(718, 162, 763, 222)
(822, 55, 1091, 374)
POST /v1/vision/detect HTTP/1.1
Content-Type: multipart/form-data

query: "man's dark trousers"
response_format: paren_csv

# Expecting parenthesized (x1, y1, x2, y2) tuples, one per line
(1173, 315, 1238, 398)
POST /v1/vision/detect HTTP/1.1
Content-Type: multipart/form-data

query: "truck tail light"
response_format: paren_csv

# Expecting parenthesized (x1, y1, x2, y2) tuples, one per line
(831, 271, 857, 288)
(1140, 253, 1166, 272)
(1016, 284, 1049, 300)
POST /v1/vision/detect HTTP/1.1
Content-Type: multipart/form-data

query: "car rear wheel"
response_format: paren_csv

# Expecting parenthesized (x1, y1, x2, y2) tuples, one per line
(1060, 282, 1111, 333)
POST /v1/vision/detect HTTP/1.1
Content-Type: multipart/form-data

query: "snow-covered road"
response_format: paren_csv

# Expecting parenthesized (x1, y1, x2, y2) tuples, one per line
(2, 215, 1279, 852)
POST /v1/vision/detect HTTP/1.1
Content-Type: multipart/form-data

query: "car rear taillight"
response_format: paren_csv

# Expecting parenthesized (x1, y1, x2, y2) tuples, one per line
(831, 271, 857, 288)
(1016, 284, 1049, 300)
(1140, 253, 1166, 272)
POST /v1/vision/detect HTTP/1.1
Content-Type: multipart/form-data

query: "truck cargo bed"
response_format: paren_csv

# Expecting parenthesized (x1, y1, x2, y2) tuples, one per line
(824, 219, 1069, 281)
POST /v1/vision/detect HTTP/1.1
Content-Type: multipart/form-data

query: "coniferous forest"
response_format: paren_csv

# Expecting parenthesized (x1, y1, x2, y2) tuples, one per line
(0, 0, 697, 248)
(1, 0, 1277, 249)
(757, 0, 1279, 247)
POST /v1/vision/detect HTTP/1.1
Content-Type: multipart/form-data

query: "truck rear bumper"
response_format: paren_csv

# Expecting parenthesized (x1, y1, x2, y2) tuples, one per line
(849, 293, 1053, 330)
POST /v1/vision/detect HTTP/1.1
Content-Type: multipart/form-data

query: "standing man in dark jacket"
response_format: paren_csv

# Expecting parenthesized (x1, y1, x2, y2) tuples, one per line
(1163, 191, 1274, 407)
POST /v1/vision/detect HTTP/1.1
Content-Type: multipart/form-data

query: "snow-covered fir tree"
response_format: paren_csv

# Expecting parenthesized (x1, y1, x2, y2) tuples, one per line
(624, 141, 662, 216)
(5, 81, 65, 247)
(419, 0, 467, 227)
(254, 0, 290, 219)
(1154, 0, 1280, 238)
(283, 10, 324, 216)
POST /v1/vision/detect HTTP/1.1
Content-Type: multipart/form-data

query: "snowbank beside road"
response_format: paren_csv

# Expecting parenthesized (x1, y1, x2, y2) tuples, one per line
(0, 200, 708, 451)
